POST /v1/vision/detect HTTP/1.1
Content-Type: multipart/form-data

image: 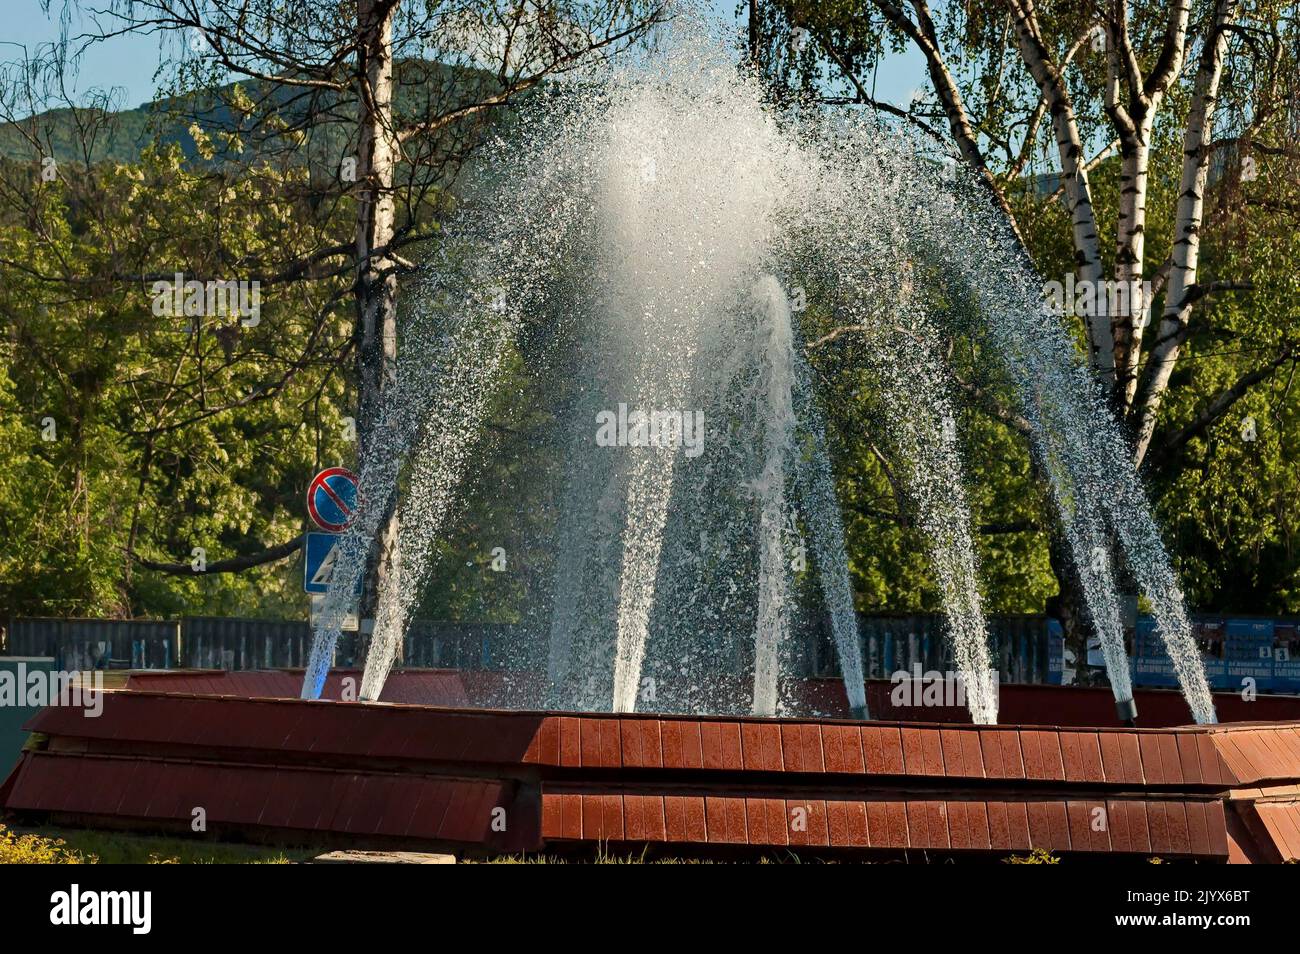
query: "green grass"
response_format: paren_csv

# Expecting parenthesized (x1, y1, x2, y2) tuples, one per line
(6, 826, 314, 864)
(469, 845, 833, 863)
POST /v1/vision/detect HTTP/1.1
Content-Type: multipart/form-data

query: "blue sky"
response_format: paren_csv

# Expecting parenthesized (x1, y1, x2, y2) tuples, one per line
(5, 0, 926, 113)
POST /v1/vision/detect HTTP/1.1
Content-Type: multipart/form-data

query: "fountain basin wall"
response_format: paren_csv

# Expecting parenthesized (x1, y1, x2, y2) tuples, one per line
(125, 668, 1300, 727)
(4, 686, 1300, 861)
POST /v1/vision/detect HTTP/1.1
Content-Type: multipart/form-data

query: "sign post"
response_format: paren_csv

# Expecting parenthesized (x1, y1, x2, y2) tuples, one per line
(304, 468, 362, 631)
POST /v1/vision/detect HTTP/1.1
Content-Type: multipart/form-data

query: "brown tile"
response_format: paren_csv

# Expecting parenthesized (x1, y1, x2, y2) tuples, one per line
(986, 801, 1010, 848)
(863, 801, 889, 849)
(1138, 733, 1166, 785)
(659, 720, 682, 767)
(662, 795, 686, 841)
(940, 729, 968, 776)
(1175, 733, 1203, 786)
(1118, 733, 1145, 783)
(1184, 800, 1212, 856)
(700, 722, 724, 770)
(604, 794, 626, 840)
(1084, 800, 1111, 852)
(1037, 731, 1066, 781)
(906, 800, 945, 849)
(1263, 729, 1297, 768)
(633, 794, 668, 841)
(639, 720, 663, 768)
(1078, 732, 1105, 783)
(602, 720, 622, 767)
(541, 794, 564, 839)
(718, 722, 743, 771)
(1105, 799, 1132, 853)
(901, 727, 928, 776)
(1250, 730, 1286, 775)
(764, 798, 790, 847)
(979, 730, 1007, 777)
(1019, 731, 1046, 779)
(1214, 732, 1259, 784)
(1026, 801, 1052, 849)
(1260, 730, 1300, 779)
(1001, 731, 1027, 779)
(1129, 801, 1154, 855)
(822, 724, 865, 774)
(580, 719, 603, 768)
(1006, 802, 1031, 850)
(1067, 800, 1108, 852)
(727, 796, 749, 843)
(642, 795, 668, 842)
(872, 800, 908, 849)
(1205, 800, 1229, 856)
(1277, 804, 1300, 859)
(860, 725, 886, 773)
(925, 801, 951, 850)
(1045, 801, 1071, 851)
(1146, 801, 1171, 854)
(904, 800, 929, 847)
(1098, 731, 1126, 782)
(1156, 734, 1182, 785)
(780, 723, 805, 772)
(865, 726, 903, 775)
(921, 728, 945, 776)
(740, 722, 783, 772)
(826, 800, 851, 846)
(664, 795, 706, 842)
(705, 796, 746, 844)
(798, 724, 826, 773)
(946, 801, 970, 850)
(841, 801, 870, 847)
(560, 792, 584, 839)
(966, 801, 992, 851)
(661, 720, 703, 770)
(623, 793, 648, 841)
(1163, 801, 1191, 855)
(558, 717, 581, 767)
(1281, 727, 1300, 763)
(619, 719, 644, 768)
(786, 799, 827, 846)
(960, 731, 986, 779)
(744, 797, 776, 844)
(580, 794, 603, 840)
(805, 799, 830, 846)
(785, 800, 808, 846)
(527, 718, 560, 766)
(1256, 803, 1300, 860)
(1066, 800, 1093, 852)
(1279, 728, 1300, 769)
(1060, 732, 1085, 782)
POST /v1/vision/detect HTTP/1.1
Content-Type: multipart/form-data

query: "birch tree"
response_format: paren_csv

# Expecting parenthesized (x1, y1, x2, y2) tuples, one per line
(749, 0, 1300, 649)
(21, 0, 664, 624)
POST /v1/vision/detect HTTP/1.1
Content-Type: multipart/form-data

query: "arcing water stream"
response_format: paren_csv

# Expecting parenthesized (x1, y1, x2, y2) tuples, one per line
(302, 14, 1215, 726)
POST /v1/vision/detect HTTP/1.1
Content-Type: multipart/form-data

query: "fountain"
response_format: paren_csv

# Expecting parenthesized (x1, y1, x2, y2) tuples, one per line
(301, 13, 1215, 728)
(25, 8, 1300, 864)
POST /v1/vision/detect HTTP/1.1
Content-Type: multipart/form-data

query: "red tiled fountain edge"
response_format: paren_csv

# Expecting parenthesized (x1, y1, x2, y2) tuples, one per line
(4, 688, 1300, 860)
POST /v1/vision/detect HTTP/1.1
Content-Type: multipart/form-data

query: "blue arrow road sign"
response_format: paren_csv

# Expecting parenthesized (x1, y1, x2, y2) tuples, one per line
(303, 532, 361, 595)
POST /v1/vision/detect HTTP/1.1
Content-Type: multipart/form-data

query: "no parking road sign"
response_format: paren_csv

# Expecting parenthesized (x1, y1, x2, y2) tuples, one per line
(306, 467, 359, 532)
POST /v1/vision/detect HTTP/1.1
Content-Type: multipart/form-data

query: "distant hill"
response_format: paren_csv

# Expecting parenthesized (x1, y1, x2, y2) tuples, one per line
(0, 59, 510, 169)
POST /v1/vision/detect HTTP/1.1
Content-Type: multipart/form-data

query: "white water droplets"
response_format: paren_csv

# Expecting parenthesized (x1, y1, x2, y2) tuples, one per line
(302, 12, 1213, 727)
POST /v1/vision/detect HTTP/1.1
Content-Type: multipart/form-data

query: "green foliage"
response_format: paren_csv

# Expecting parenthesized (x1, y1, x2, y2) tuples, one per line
(1003, 847, 1060, 864)
(3, 1, 1299, 628)
(0, 142, 355, 619)
(0, 824, 87, 863)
